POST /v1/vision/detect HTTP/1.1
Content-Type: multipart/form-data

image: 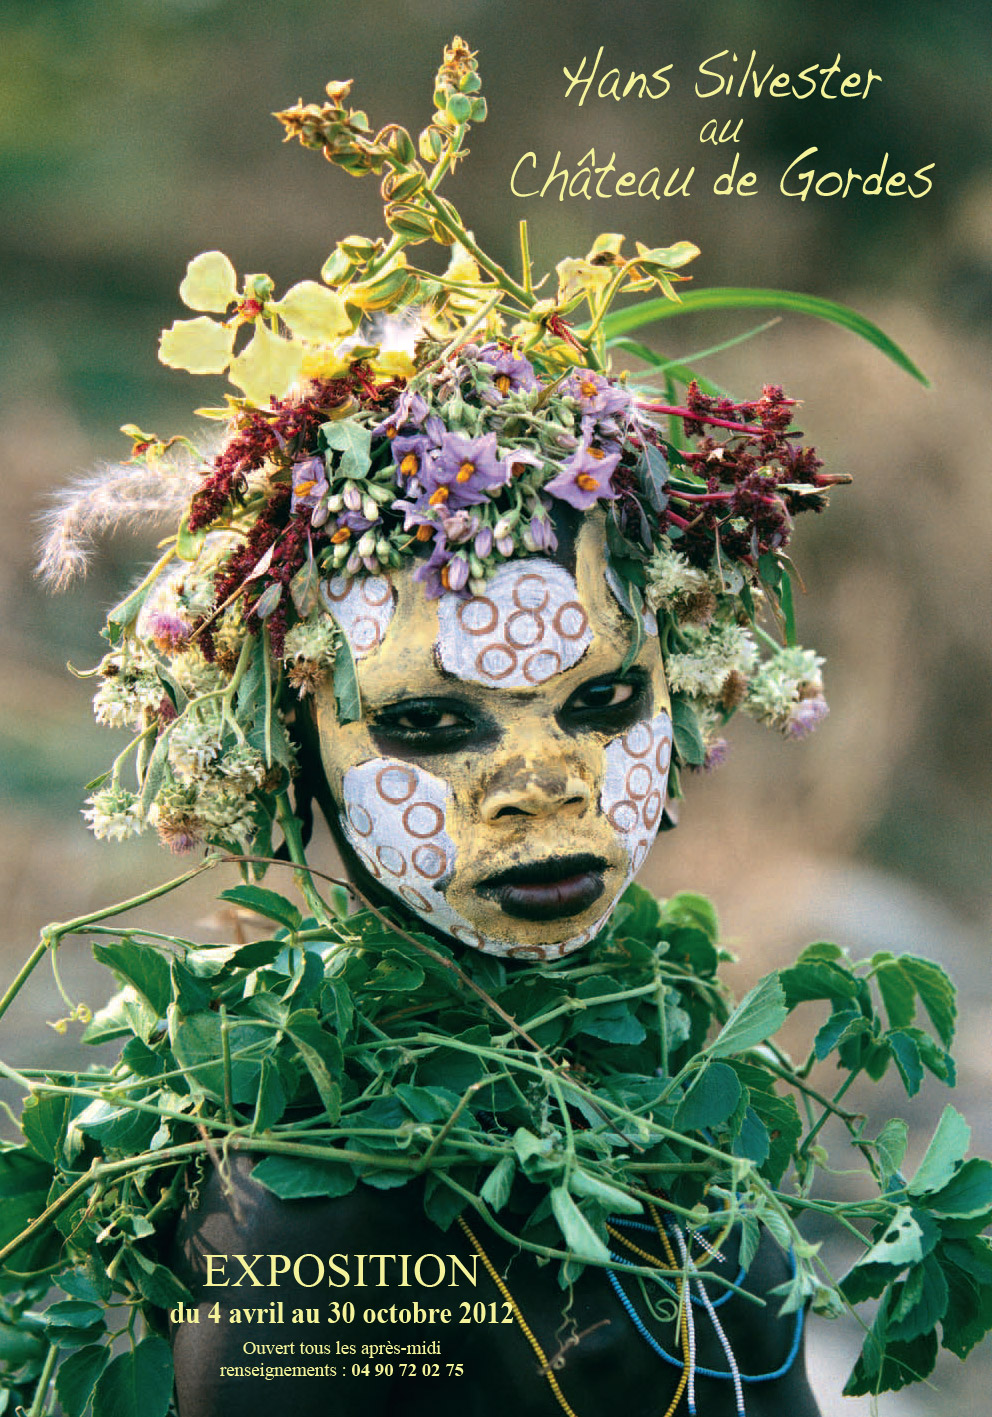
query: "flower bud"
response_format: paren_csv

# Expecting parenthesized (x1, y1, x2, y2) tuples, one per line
(444, 555, 470, 592)
(469, 577, 488, 596)
(311, 502, 330, 528)
(473, 526, 493, 558)
(345, 550, 363, 575)
(362, 494, 379, 522)
(327, 492, 345, 512)
(357, 531, 377, 558)
(496, 535, 515, 557)
(343, 482, 362, 511)
(376, 538, 391, 561)
(365, 482, 394, 505)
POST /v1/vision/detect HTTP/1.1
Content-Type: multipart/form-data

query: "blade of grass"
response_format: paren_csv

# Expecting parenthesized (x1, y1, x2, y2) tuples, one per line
(596, 289, 929, 386)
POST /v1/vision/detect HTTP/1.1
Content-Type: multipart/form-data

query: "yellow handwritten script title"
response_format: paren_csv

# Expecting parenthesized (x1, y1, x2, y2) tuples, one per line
(510, 47, 935, 202)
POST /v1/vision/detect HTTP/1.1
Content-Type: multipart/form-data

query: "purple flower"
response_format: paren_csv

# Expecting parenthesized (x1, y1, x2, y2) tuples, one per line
(503, 446, 545, 480)
(424, 431, 509, 510)
(564, 369, 632, 419)
(477, 344, 540, 400)
(439, 509, 479, 545)
(473, 525, 493, 558)
(544, 444, 620, 510)
(784, 696, 829, 740)
(291, 456, 328, 515)
(528, 512, 556, 551)
(391, 433, 433, 488)
(148, 612, 188, 652)
(371, 388, 428, 439)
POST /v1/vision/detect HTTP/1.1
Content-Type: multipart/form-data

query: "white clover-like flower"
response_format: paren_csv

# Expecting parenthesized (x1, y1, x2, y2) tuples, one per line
(167, 650, 227, 699)
(664, 624, 757, 699)
(282, 615, 338, 665)
(168, 710, 224, 779)
(197, 785, 258, 849)
(214, 742, 267, 795)
(82, 787, 144, 842)
(746, 645, 825, 727)
(92, 662, 163, 731)
(644, 544, 712, 611)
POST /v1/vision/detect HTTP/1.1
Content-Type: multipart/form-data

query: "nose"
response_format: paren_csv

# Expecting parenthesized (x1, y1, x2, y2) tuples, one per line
(480, 755, 591, 823)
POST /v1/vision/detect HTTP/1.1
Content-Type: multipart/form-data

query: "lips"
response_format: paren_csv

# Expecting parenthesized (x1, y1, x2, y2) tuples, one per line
(476, 853, 608, 921)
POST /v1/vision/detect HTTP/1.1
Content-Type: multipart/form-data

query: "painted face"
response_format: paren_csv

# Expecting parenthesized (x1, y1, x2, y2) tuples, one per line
(313, 519, 672, 960)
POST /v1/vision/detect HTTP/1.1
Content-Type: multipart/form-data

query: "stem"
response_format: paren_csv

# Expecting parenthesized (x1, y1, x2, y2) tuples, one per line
(0, 858, 220, 1026)
(273, 793, 334, 923)
(518, 219, 533, 298)
(637, 402, 763, 435)
(419, 190, 532, 306)
(27, 1342, 59, 1417)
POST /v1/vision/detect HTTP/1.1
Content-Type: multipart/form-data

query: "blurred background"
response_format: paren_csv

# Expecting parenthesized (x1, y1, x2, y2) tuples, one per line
(1, 0, 990, 1410)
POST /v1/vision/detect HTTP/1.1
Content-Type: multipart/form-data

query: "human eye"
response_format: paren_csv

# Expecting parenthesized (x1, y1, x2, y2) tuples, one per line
(370, 698, 480, 752)
(559, 671, 649, 731)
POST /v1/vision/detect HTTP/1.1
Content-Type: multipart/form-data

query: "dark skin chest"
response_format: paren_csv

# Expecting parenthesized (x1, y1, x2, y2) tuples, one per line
(171, 1158, 821, 1417)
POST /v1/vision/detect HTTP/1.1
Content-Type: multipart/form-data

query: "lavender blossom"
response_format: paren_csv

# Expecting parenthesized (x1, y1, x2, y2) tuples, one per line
(544, 444, 620, 510)
(564, 369, 633, 419)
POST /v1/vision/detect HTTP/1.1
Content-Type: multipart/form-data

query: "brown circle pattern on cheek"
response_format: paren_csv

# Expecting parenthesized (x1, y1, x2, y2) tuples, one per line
(600, 710, 674, 874)
(341, 760, 457, 918)
(320, 573, 395, 657)
(436, 561, 592, 688)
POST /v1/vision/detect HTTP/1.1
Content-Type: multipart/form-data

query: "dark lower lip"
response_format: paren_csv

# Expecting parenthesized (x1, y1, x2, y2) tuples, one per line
(477, 859, 606, 922)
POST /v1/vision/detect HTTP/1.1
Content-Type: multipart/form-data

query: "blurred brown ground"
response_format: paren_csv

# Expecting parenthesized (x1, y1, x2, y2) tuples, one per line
(1, 2, 990, 1411)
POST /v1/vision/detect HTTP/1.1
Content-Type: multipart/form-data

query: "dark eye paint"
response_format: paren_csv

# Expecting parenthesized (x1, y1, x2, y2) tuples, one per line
(370, 697, 488, 754)
(558, 671, 650, 733)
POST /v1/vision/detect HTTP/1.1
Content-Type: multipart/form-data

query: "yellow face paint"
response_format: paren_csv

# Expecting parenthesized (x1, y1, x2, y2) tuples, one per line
(314, 518, 672, 959)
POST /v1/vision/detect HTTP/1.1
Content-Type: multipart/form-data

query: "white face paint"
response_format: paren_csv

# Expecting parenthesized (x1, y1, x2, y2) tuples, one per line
(315, 523, 672, 959)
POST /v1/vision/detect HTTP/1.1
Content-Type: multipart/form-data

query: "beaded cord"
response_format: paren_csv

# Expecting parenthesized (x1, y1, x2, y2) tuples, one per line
(457, 1214, 692, 1417)
(606, 1221, 806, 1391)
(672, 1224, 743, 1417)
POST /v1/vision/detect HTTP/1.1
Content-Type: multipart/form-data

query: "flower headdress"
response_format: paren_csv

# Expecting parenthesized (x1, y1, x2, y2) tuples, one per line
(42, 37, 899, 859)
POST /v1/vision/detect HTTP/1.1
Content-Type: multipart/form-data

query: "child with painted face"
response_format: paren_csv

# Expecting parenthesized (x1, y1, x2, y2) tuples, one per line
(311, 512, 673, 962)
(169, 524, 822, 1417)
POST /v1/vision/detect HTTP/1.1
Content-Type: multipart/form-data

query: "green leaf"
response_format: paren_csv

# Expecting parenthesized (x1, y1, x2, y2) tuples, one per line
(170, 1012, 272, 1106)
(660, 892, 719, 943)
(479, 1155, 515, 1212)
(45, 1302, 106, 1331)
(285, 1013, 343, 1122)
(218, 885, 303, 931)
(901, 956, 957, 1049)
(597, 288, 929, 386)
(550, 1185, 611, 1264)
(319, 420, 372, 482)
(669, 694, 706, 767)
(875, 960, 917, 1031)
(56, 1344, 111, 1417)
(21, 1091, 72, 1164)
(941, 1254, 992, 1359)
(367, 952, 426, 992)
(512, 1128, 564, 1181)
(674, 1061, 742, 1132)
(888, 1029, 924, 1096)
(924, 1158, 992, 1219)
(853, 1206, 926, 1270)
(123, 1252, 193, 1310)
(251, 1155, 356, 1200)
(706, 974, 786, 1059)
(92, 942, 171, 1017)
(887, 1254, 948, 1342)
(844, 1322, 938, 1396)
(873, 1118, 909, 1181)
(907, 1106, 971, 1197)
(252, 1058, 289, 1133)
(815, 1008, 871, 1062)
(780, 959, 859, 1008)
(569, 1169, 642, 1216)
(332, 630, 362, 725)
(92, 1336, 173, 1417)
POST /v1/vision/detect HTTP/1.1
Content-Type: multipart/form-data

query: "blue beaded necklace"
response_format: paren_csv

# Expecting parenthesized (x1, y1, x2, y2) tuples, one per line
(606, 1214, 806, 1417)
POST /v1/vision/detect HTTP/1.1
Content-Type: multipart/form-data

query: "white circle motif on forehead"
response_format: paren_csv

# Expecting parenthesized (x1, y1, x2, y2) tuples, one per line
(436, 561, 592, 688)
(320, 574, 396, 658)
